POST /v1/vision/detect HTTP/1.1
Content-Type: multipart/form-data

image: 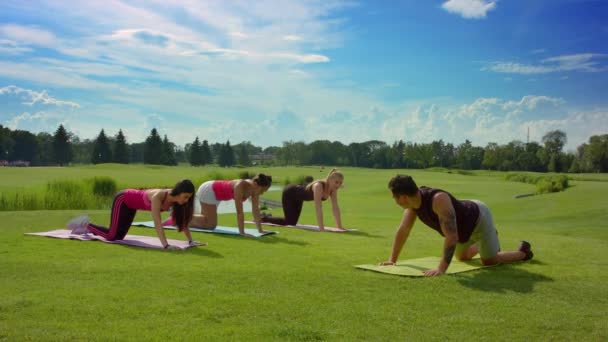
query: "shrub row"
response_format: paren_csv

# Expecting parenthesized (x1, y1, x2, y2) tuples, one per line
(505, 173, 569, 194)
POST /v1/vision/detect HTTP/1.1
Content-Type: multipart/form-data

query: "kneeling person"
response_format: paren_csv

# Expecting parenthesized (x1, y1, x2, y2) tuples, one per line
(380, 175, 533, 276)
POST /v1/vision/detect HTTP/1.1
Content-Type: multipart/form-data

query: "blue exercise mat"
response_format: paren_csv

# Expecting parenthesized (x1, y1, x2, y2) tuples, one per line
(131, 221, 276, 238)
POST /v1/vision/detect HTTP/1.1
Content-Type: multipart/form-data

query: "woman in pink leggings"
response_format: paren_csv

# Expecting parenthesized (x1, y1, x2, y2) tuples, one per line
(68, 179, 198, 250)
(189, 173, 272, 237)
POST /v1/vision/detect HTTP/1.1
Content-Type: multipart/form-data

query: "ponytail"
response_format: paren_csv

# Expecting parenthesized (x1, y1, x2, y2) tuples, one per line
(325, 168, 343, 182)
(253, 173, 272, 187)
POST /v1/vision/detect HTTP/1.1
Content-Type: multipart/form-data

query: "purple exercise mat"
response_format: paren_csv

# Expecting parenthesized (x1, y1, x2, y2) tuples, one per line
(25, 229, 201, 250)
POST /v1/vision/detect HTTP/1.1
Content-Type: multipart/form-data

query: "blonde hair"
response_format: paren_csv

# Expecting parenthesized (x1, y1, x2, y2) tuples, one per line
(305, 168, 343, 191)
(326, 168, 343, 182)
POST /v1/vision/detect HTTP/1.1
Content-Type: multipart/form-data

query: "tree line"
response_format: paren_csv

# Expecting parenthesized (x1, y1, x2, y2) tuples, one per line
(0, 124, 606, 173)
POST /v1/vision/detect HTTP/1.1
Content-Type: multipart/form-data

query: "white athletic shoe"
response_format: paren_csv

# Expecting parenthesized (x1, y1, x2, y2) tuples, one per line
(67, 215, 90, 235)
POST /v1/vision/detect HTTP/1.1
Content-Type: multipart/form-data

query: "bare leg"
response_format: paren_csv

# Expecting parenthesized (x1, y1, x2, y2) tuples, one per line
(457, 244, 479, 261)
(482, 251, 526, 265)
(190, 202, 218, 229)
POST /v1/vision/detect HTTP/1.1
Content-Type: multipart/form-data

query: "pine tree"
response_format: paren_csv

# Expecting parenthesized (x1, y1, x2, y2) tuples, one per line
(91, 129, 113, 164)
(201, 140, 212, 165)
(237, 144, 251, 166)
(52, 124, 72, 166)
(189, 137, 202, 166)
(218, 140, 235, 167)
(113, 129, 129, 164)
(144, 128, 163, 165)
(161, 135, 177, 166)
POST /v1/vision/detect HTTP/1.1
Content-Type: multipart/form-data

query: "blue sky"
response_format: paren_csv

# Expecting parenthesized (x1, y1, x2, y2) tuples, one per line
(0, 0, 607, 150)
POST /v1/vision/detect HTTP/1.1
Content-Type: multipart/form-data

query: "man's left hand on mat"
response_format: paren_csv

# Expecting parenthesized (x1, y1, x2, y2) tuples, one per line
(423, 268, 445, 277)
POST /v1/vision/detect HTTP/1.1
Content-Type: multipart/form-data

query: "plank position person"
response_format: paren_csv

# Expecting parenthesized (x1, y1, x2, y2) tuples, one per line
(69, 179, 199, 250)
(187, 174, 273, 236)
(380, 175, 533, 276)
(261, 169, 344, 231)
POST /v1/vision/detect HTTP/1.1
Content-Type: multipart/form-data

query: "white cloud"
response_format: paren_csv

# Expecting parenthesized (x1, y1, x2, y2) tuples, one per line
(4, 111, 66, 131)
(0, 24, 57, 46)
(0, 85, 80, 108)
(441, 0, 497, 19)
(283, 35, 302, 41)
(483, 62, 554, 74)
(483, 53, 608, 74)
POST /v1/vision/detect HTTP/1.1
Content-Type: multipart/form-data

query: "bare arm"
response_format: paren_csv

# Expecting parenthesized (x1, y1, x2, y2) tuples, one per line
(380, 208, 417, 265)
(312, 182, 325, 230)
(250, 192, 264, 232)
(330, 190, 342, 228)
(233, 181, 247, 234)
(425, 193, 459, 276)
(150, 190, 169, 247)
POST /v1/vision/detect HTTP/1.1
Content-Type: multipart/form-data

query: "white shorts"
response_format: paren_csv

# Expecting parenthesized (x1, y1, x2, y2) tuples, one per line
(196, 181, 219, 206)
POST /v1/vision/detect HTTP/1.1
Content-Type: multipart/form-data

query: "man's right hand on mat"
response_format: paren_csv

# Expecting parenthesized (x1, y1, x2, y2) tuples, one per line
(189, 240, 202, 246)
(378, 261, 395, 266)
(165, 245, 180, 251)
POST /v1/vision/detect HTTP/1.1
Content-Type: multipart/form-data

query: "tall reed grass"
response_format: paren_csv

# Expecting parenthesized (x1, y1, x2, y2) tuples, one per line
(0, 170, 263, 211)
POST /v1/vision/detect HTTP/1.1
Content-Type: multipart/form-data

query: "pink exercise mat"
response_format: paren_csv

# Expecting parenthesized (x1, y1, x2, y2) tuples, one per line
(245, 221, 356, 233)
(25, 229, 202, 250)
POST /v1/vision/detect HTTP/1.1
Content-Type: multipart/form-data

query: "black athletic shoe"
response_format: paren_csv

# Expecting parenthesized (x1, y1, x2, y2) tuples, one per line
(518, 241, 534, 261)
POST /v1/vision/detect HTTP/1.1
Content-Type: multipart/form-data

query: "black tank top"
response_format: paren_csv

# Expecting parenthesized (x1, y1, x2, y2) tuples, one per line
(414, 186, 479, 243)
(284, 182, 328, 202)
(284, 184, 314, 201)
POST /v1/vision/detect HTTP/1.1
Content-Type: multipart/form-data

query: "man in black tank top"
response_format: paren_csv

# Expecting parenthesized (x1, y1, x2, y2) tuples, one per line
(379, 175, 533, 277)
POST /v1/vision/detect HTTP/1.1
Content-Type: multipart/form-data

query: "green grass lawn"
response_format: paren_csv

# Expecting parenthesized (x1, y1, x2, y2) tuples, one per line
(1, 165, 607, 340)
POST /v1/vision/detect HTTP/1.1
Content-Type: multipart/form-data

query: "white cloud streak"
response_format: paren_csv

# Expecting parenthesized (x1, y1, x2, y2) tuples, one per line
(441, 0, 497, 19)
(0, 85, 80, 108)
(484, 53, 608, 74)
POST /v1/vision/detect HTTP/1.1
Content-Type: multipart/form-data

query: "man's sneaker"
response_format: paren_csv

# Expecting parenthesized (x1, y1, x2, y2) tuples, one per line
(261, 212, 272, 219)
(518, 241, 534, 261)
(67, 215, 90, 235)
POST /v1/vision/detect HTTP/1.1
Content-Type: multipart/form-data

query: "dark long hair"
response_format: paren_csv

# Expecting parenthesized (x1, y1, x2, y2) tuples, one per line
(170, 179, 195, 232)
(252, 173, 272, 187)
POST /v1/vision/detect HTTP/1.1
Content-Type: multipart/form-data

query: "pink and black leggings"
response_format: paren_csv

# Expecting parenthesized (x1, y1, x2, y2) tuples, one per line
(86, 191, 137, 241)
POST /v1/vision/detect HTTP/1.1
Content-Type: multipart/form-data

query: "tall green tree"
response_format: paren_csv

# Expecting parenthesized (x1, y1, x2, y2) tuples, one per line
(189, 137, 203, 166)
(113, 130, 129, 164)
(9, 130, 38, 162)
(578, 134, 608, 172)
(71, 136, 94, 164)
(542, 130, 567, 172)
(52, 124, 72, 166)
(455, 140, 484, 169)
(130, 142, 145, 163)
(91, 129, 113, 164)
(237, 143, 251, 166)
(218, 140, 235, 167)
(161, 135, 177, 166)
(201, 140, 212, 165)
(144, 128, 163, 165)
(0, 125, 14, 160)
(35, 132, 53, 166)
(542, 130, 567, 156)
(482, 142, 500, 170)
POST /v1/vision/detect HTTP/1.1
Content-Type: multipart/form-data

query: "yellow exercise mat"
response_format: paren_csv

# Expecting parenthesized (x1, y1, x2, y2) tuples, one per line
(355, 256, 493, 277)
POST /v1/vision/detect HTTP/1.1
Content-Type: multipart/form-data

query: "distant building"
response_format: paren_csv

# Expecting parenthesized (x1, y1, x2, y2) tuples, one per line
(0, 160, 30, 167)
(250, 153, 275, 165)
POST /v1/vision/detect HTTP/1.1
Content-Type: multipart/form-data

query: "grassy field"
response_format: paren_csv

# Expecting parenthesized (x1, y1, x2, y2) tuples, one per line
(1, 165, 607, 341)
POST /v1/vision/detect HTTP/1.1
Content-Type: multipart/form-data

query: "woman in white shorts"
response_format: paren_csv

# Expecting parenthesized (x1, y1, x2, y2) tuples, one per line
(189, 173, 272, 236)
